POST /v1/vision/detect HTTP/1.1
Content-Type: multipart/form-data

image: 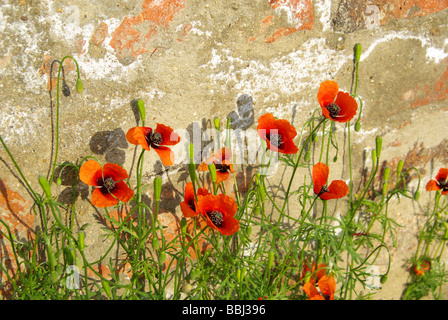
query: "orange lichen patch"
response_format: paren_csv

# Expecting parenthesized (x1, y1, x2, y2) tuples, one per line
(408, 58, 448, 108)
(91, 22, 109, 47)
(109, 0, 187, 61)
(265, 0, 313, 43)
(38, 55, 75, 92)
(382, 0, 448, 19)
(0, 179, 34, 289)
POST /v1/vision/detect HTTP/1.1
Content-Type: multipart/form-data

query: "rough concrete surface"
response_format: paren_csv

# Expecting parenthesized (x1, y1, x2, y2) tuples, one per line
(1, 0, 448, 299)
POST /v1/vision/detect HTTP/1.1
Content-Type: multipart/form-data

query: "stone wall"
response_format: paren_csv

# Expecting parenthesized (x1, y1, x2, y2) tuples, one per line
(1, 0, 447, 299)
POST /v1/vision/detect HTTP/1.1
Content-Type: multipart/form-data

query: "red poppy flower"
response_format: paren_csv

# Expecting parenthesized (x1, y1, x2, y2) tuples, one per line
(317, 81, 358, 123)
(196, 194, 239, 236)
(303, 275, 336, 300)
(301, 261, 327, 286)
(79, 160, 134, 208)
(414, 260, 431, 276)
(313, 162, 349, 200)
(257, 113, 298, 154)
(198, 147, 234, 184)
(126, 123, 180, 166)
(426, 168, 448, 195)
(180, 182, 211, 218)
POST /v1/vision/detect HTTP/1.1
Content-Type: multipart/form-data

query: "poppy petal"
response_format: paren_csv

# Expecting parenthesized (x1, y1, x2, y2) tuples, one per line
(126, 127, 151, 151)
(426, 179, 440, 192)
(303, 282, 320, 299)
(317, 81, 338, 108)
(333, 91, 358, 123)
(278, 136, 299, 154)
(111, 181, 134, 203)
(318, 275, 336, 299)
(180, 201, 198, 217)
(155, 123, 180, 146)
(313, 162, 329, 195)
(79, 160, 103, 186)
(153, 146, 175, 166)
(320, 180, 349, 200)
(91, 188, 119, 208)
(216, 171, 230, 184)
(435, 168, 448, 182)
(257, 113, 276, 138)
(102, 163, 130, 182)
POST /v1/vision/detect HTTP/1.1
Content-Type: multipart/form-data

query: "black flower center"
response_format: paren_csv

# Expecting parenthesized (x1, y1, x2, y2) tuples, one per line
(215, 163, 231, 173)
(268, 133, 283, 148)
(438, 178, 448, 191)
(207, 210, 224, 228)
(98, 177, 116, 195)
(317, 185, 329, 197)
(325, 103, 341, 119)
(146, 131, 163, 147)
(187, 198, 196, 211)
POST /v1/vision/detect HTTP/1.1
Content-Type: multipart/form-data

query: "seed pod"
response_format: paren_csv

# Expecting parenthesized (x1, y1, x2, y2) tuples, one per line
(75, 77, 83, 93)
(38, 175, 52, 199)
(137, 99, 145, 123)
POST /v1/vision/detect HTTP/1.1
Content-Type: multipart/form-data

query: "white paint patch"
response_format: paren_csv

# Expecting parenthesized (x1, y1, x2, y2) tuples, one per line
(315, 0, 333, 32)
(201, 38, 349, 116)
(360, 31, 448, 63)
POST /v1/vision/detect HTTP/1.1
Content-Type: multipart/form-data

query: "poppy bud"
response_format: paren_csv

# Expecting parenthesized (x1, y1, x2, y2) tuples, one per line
(76, 77, 83, 93)
(214, 117, 220, 130)
(137, 99, 146, 123)
(258, 185, 265, 204)
(102, 280, 112, 299)
(56, 177, 62, 186)
(397, 160, 404, 177)
(208, 163, 217, 183)
(189, 269, 200, 281)
(38, 175, 52, 199)
(246, 225, 252, 237)
(375, 136, 382, 159)
(383, 167, 390, 182)
(237, 267, 247, 283)
(380, 275, 388, 284)
(159, 251, 166, 264)
(78, 231, 85, 251)
(414, 191, 420, 201)
(252, 206, 261, 216)
(267, 251, 274, 269)
(371, 149, 376, 166)
(311, 132, 318, 142)
(188, 162, 197, 185)
(354, 43, 362, 63)
(355, 120, 361, 132)
(152, 237, 160, 251)
(333, 155, 338, 163)
(154, 176, 162, 202)
(181, 217, 187, 234)
(304, 150, 311, 162)
(382, 182, 389, 196)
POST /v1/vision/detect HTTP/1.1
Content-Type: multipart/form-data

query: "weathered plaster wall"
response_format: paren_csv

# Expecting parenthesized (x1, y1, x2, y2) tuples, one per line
(1, 0, 447, 299)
